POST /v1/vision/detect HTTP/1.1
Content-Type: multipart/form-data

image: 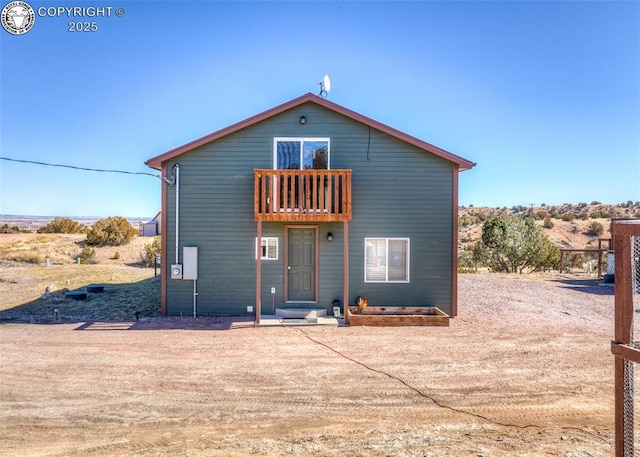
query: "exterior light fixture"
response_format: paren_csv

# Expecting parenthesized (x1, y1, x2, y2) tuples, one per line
(300, 115, 306, 124)
(327, 232, 333, 241)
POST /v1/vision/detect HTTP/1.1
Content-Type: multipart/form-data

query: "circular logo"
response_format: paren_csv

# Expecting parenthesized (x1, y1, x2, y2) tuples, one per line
(1, 1, 35, 35)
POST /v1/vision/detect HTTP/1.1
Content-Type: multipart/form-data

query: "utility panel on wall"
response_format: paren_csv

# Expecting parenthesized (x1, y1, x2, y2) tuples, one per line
(183, 247, 198, 280)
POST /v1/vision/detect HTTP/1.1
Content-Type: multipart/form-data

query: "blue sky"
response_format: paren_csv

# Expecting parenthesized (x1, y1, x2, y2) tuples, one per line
(1, 1, 638, 217)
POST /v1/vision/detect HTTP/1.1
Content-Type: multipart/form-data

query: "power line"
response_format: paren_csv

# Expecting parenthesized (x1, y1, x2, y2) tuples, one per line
(0, 156, 160, 179)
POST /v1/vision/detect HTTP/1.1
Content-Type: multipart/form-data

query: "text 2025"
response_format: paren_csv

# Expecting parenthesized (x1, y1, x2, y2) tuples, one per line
(68, 22, 98, 32)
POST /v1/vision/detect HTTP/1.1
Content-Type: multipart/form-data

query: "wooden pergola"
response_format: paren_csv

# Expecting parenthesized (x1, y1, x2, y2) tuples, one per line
(558, 238, 611, 277)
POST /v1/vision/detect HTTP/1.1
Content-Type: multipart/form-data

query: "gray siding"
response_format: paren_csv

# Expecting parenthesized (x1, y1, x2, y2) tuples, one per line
(163, 102, 454, 316)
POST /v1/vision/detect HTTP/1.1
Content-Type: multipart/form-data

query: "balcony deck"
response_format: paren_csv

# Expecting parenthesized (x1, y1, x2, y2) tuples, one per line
(254, 169, 352, 222)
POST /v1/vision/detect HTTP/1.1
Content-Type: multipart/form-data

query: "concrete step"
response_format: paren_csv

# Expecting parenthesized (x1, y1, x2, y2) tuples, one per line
(275, 308, 327, 319)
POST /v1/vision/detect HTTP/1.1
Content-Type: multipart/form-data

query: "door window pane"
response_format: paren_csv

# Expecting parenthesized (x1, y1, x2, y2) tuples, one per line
(277, 141, 301, 170)
(303, 141, 328, 169)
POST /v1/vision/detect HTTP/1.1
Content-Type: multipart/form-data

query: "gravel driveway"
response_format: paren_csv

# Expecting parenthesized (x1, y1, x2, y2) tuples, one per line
(0, 273, 615, 456)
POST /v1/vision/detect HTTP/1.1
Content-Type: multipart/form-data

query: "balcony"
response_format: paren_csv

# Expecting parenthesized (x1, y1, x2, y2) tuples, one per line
(254, 169, 352, 222)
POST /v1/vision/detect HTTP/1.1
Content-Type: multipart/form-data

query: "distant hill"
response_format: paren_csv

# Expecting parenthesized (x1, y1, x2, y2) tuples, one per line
(0, 215, 152, 233)
(3, 201, 639, 251)
(459, 201, 640, 251)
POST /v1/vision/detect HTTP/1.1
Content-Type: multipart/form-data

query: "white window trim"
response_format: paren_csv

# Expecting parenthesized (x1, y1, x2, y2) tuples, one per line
(273, 137, 331, 170)
(364, 238, 410, 283)
(255, 237, 278, 260)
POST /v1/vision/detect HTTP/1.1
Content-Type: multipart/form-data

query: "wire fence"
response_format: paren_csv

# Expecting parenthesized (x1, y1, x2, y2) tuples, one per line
(612, 219, 640, 457)
(632, 235, 640, 457)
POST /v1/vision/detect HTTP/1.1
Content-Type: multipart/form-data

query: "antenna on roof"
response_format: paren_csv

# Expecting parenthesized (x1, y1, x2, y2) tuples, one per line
(319, 75, 331, 98)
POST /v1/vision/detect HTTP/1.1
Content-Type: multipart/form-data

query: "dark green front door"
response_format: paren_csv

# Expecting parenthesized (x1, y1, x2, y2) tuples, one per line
(288, 228, 316, 301)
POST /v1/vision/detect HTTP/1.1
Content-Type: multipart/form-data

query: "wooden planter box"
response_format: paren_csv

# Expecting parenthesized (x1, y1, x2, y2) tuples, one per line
(347, 306, 449, 327)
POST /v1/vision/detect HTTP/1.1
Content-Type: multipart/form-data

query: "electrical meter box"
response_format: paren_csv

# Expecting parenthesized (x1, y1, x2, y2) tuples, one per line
(182, 246, 198, 280)
(170, 264, 183, 279)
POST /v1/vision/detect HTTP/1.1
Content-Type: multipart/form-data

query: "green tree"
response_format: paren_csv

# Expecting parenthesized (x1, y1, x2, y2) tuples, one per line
(86, 216, 138, 246)
(37, 217, 85, 234)
(480, 215, 560, 273)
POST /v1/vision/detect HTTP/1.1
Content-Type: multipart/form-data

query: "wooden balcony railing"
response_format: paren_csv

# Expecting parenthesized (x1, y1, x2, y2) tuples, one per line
(254, 169, 352, 222)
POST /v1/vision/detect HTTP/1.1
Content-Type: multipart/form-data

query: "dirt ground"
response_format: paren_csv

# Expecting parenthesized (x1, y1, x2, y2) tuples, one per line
(0, 272, 616, 456)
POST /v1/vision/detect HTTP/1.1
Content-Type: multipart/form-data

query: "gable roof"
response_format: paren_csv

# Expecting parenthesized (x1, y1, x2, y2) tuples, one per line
(145, 93, 475, 171)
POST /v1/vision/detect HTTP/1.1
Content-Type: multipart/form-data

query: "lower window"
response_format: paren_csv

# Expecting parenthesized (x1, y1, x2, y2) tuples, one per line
(256, 237, 278, 260)
(364, 238, 410, 283)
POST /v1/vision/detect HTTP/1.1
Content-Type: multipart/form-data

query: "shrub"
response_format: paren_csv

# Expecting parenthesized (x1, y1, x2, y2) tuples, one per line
(534, 210, 548, 220)
(457, 251, 475, 273)
(113, 251, 121, 260)
(71, 245, 96, 264)
(561, 213, 575, 222)
(86, 217, 138, 246)
(459, 214, 480, 227)
(458, 242, 488, 273)
(143, 237, 161, 267)
(0, 249, 43, 264)
(83, 245, 95, 257)
(543, 216, 554, 229)
(37, 217, 85, 234)
(591, 201, 601, 205)
(586, 221, 604, 237)
(0, 224, 31, 233)
(562, 252, 588, 270)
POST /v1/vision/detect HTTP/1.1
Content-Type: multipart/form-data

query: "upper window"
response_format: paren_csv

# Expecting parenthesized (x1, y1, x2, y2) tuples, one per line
(274, 138, 329, 170)
(364, 238, 410, 283)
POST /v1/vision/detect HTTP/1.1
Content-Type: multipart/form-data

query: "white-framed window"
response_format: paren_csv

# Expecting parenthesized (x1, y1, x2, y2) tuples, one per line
(256, 237, 278, 260)
(364, 238, 410, 283)
(273, 138, 330, 170)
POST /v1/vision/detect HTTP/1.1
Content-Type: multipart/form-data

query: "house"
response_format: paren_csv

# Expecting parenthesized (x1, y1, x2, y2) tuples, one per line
(139, 212, 162, 236)
(145, 93, 474, 323)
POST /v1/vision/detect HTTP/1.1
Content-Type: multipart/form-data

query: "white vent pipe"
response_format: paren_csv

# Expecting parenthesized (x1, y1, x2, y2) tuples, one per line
(174, 164, 180, 264)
